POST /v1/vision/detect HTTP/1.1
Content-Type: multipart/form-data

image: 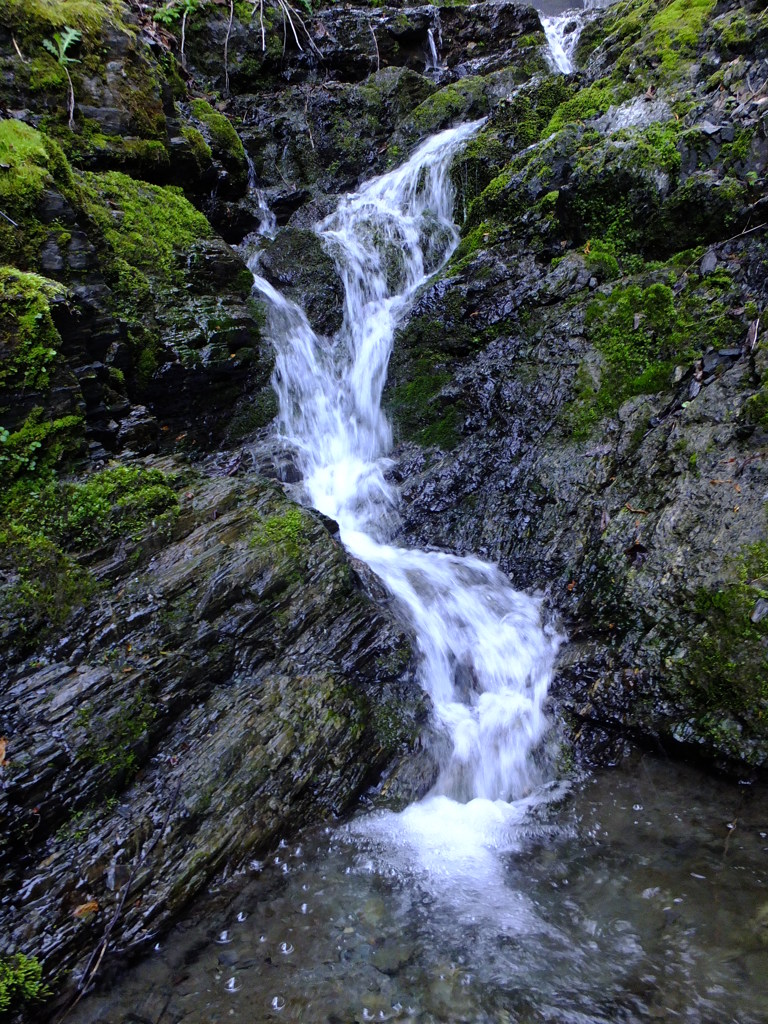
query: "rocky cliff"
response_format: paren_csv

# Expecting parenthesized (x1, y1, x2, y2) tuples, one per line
(384, 0, 768, 772)
(0, 0, 766, 1015)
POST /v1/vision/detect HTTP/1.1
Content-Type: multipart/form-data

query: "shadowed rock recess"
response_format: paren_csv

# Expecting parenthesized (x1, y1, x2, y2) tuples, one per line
(0, 0, 767, 1014)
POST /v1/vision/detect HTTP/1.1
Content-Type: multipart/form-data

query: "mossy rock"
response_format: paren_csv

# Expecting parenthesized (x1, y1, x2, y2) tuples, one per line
(188, 98, 248, 193)
(576, 0, 718, 88)
(258, 228, 344, 335)
(565, 266, 745, 437)
(394, 76, 490, 153)
(0, 0, 172, 169)
(0, 119, 78, 268)
(77, 169, 213, 294)
(0, 266, 85, 480)
(0, 463, 180, 656)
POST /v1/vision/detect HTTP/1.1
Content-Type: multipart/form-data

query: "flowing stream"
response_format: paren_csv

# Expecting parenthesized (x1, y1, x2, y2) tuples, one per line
(251, 121, 561, 831)
(68, 52, 768, 1024)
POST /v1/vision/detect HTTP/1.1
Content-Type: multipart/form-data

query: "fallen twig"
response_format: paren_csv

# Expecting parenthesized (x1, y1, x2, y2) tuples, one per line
(12, 35, 28, 64)
(56, 781, 182, 1022)
(369, 20, 380, 71)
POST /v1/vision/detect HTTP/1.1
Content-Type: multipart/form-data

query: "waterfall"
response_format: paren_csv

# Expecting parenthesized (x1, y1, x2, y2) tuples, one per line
(246, 150, 278, 238)
(541, 10, 581, 73)
(250, 124, 560, 853)
(425, 9, 443, 72)
(426, 27, 440, 71)
(540, 0, 608, 74)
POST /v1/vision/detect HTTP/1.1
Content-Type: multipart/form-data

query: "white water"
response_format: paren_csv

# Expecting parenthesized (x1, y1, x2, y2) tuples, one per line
(246, 151, 278, 238)
(540, 0, 610, 74)
(541, 10, 581, 73)
(425, 26, 440, 71)
(250, 123, 561, 864)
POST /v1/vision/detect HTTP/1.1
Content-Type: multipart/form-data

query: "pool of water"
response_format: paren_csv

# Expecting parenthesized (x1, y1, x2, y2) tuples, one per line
(72, 754, 768, 1024)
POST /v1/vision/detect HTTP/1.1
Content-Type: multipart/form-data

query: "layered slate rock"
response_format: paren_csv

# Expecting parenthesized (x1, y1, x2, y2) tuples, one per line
(0, 119, 272, 461)
(0, 468, 425, 998)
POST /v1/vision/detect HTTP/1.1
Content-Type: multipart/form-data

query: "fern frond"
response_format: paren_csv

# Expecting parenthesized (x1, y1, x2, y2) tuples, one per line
(59, 26, 82, 55)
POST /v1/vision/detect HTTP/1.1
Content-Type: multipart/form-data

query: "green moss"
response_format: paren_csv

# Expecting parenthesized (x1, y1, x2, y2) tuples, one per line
(79, 170, 212, 288)
(402, 76, 488, 141)
(546, 82, 617, 134)
(719, 126, 756, 171)
(2, 1, 169, 146)
(226, 389, 278, 440)
(567, 272, 742, 437)
(495, 76, 575, 146)
(0, 953, 50, 1018)
(388, 354, 452, 443)
(583, 0, 717, 87)
(4, 465, 179, 548)
(0, 464, 180, 652)
(716, 10, 751, 53)
(448, 221, 500, 271)
(76, 688, 157, 781)
(0, 409, 85, 485)
(251, 506, 308, 563)
(2, 0, 123, 37)
(0, 120, 75, 266)
(0, 267, 66, 394)
(189, 98, 246, 174)
(686, 542, 768, 723)
(181, 124, 213, 169)
(553, 120, 704, 261)
(649, 0, 716, 62)
(744, 388, 768, 431)
(584, 238, 620, 281)
(0, 520, 94, 645)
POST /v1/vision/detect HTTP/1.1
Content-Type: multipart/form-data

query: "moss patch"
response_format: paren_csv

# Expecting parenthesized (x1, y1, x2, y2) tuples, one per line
(568, 270, 742, 437)
(0, 953, 50, 1017)
(189, 98, 247, 184)
(251, 506, 307, 563)
(0, 119, 76, 267)
(684, 542, 768, 733)
(0, 267, 66, 395)
(79, 170, 212, 288)
(0, 465, 180, 652)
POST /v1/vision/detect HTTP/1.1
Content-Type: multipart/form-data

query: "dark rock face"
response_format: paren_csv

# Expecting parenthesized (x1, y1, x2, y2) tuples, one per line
(258, 228, 345, 334)
(187, 1, 545, 91)
(0, 124, 272, 461)
(3, 0, 768, 1010)
(384, 0, 768, 772)
(0, 470, 426, 998)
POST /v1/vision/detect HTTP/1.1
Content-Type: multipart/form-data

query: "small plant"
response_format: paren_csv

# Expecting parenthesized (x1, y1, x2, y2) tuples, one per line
(153, 0, 208, 67)
(0, 953, 50, 1016)
(42, 27, 82, 130)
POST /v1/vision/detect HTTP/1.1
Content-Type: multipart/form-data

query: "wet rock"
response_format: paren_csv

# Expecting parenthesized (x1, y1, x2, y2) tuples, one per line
(115, 405, 159, 454)
(383, 0, 768, 773)
(0, 471, 426, 995)
(258, 228, 344, 335)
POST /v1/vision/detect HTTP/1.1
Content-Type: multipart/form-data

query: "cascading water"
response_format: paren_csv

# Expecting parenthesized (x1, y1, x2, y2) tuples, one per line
(425, 26, 440, 71)
(246, 151, 278, 238)
(540, 10, 580, 73)
(250, 122, 561, 873)
(67, 83, 768, 1024)
(539, 0, 610, 75)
